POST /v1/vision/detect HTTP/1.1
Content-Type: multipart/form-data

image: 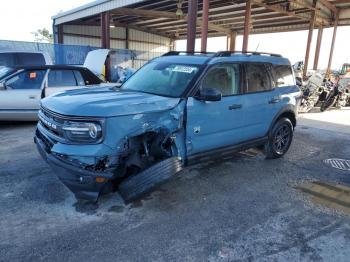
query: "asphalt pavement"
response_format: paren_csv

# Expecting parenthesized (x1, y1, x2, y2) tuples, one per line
(0, 110, 350, 262)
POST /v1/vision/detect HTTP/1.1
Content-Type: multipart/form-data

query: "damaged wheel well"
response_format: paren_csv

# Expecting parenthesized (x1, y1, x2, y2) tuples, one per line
(122, 129, 177, 172)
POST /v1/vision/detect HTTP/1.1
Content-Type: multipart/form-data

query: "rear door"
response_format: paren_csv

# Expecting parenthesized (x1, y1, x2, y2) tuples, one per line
(0, 69, 46, 120)
(242, 63, 277, 139)
(45, 69, 82, 96)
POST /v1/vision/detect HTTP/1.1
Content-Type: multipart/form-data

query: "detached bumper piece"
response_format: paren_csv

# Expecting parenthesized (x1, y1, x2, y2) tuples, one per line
(34, 135, 113, 202)
(118, 157, 183, 203)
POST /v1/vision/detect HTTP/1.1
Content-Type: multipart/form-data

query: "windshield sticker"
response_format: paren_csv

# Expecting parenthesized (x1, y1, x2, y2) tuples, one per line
(29, 72, 37, 78)
(172, 66, 196, 74)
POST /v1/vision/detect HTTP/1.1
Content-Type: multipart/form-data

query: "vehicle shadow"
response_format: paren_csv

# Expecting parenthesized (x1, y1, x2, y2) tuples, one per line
(0, 121, 37, 130)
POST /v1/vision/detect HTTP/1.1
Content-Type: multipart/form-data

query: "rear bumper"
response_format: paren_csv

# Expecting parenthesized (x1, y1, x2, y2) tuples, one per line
(34, 133, 114, 201)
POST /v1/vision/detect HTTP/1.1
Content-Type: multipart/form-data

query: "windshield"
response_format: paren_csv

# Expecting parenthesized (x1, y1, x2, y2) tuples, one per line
(122, 61, 201, 97)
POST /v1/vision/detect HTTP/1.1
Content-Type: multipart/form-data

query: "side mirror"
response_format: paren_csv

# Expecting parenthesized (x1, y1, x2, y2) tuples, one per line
(196, 87, 222, 102)
(0, 82, 5, 90)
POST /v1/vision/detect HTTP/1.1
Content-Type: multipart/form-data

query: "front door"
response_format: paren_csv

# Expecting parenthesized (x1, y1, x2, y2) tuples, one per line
(186, 63, 246, 156)
(0, 69, 45, 120)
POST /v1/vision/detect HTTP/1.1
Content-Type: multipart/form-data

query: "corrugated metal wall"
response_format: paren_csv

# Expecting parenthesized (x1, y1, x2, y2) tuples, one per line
(53, 0, 144, 25)
(62, 25, 170, 68)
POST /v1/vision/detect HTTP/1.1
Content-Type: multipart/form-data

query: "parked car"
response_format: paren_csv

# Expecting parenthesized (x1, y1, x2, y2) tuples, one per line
(34, 51, 301, 203)
(0, 51, 53, 68)
(0, 65, 105, 121)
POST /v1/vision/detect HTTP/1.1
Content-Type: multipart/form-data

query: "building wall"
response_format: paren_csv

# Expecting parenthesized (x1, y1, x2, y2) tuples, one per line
(61, 25, 171, 68)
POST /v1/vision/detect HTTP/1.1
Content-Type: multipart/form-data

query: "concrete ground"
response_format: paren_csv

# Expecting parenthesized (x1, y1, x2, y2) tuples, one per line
(1, 108, 350, 262)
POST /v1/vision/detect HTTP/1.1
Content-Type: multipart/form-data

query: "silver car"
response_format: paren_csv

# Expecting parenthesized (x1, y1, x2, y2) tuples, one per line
(0, 65, 104, 121)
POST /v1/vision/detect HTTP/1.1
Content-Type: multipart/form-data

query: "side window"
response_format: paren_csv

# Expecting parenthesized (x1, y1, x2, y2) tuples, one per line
(5, 70, 45, 90)
(48, 70, 77, 87)
(73, 70, 85, 86)
(202, 64, 241, 96)
(274, 65, 295, 87)
(245, 64, 272, 93)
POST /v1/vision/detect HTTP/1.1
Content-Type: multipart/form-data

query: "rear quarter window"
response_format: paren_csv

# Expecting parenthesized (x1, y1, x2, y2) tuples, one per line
(81, 69, 103, 85)
(273, 65, 295, 87)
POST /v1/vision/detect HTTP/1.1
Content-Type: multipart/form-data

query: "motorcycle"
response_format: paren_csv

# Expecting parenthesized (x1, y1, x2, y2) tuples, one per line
(338, 77, 350, 107)
(320, 80, 350, 112)
(299, 73, 324, 113)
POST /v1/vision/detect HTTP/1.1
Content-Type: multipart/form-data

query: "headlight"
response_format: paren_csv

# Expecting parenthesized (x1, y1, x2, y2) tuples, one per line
(63, 121, 102, 143)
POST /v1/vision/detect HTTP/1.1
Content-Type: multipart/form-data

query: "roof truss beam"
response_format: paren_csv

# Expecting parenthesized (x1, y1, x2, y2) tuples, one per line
(110, 7, 231, 34)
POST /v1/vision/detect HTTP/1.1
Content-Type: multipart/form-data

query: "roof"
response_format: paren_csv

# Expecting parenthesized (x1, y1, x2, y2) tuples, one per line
(153, 51, 290, 65)
(53, 0, 350, 39)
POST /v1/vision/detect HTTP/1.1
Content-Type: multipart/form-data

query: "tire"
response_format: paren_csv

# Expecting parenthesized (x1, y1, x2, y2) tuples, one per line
(264, 117, 293, 159)
(320, 96, 337, 112)
(118, 157, 183, 203)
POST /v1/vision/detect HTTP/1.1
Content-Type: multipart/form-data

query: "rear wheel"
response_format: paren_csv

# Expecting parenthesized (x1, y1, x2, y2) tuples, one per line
(320, 96, 337, 112)
(264, 117, 293, 159)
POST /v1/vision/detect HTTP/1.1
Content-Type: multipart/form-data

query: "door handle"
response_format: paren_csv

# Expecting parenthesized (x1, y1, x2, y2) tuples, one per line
(268, 97, 281, 104)
(228, 104, 242, 110)
(29, 96, 36, 99)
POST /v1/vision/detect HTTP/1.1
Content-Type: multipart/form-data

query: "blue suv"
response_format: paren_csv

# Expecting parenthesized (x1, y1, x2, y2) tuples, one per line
(35, 51, 300, 202)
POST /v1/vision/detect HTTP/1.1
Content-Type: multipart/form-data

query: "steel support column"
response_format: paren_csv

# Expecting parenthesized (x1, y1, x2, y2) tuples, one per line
(327, 13, 339, 75)
(313, 27, 323, 70)
(125, 27, 129, 49)
(303, 1, 317, 77)
(57, 25, 64, 44)
(170, 39, 175, 51)
(101, 12, 110, 48)
(187, 0, 197, 53)
(227, 31, 237, 51)
(242, 0, 252, 52)
(200, 0, 209, 52)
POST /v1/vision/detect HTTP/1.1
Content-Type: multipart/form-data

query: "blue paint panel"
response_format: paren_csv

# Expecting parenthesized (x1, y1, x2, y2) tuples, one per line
(186, 96, 246, 155)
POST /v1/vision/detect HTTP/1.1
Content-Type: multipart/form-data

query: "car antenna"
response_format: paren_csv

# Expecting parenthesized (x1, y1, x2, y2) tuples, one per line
(255, 42, 260, 52)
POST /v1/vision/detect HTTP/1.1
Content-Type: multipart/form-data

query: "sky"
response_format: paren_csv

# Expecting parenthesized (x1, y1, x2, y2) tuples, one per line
(176, 26, 350, 70)
(0, 0, 88, 41)
(0, 0, 349, 70)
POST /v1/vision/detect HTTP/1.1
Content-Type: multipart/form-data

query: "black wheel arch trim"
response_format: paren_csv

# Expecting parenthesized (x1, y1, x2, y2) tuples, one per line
(267, 105, 296, 137)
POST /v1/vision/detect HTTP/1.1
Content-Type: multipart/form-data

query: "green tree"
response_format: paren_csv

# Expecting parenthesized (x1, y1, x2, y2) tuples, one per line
(31, 28, 53, 43)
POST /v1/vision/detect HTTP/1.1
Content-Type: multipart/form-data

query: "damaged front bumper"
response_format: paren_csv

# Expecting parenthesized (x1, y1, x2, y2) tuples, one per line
(34, 130, 116, 201)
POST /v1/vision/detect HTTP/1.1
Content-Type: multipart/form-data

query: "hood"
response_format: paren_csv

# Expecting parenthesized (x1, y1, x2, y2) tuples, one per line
(41, 87, 180, 118)
(83, 49, 109, 77)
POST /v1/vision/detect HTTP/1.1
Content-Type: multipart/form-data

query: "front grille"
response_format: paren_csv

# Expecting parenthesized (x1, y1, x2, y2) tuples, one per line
(36, 128, 54, 151)
(38, 107, 67, 141)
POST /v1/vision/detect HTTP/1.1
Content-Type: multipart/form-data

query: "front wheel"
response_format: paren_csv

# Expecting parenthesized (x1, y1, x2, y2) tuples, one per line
(264, 118, 293, 159)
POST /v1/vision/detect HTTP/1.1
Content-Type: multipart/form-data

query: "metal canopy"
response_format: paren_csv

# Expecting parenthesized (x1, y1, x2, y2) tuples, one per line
(55, 0, 350, 40)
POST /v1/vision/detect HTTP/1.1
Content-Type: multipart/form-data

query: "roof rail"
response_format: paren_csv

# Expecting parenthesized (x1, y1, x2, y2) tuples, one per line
(162, 51, 216, 56)
(214, 51, 282, 57)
